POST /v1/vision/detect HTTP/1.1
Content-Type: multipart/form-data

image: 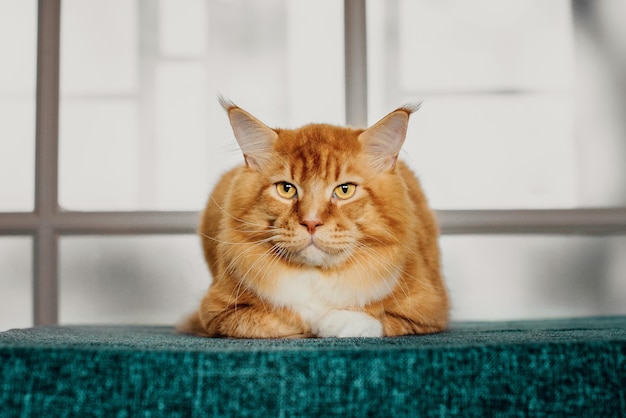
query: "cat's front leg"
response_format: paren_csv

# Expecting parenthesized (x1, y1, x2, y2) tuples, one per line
(313, 310, 383, 338)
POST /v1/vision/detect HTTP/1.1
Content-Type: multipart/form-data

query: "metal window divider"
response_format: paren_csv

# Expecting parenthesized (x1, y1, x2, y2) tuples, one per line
(33, 0, 61, 326)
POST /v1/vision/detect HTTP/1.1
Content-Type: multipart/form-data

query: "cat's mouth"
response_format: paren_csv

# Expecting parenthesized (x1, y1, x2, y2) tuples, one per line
(293, 238, 352, 268)
(306, 237, 321, 249)
(298, 242, 330, 267)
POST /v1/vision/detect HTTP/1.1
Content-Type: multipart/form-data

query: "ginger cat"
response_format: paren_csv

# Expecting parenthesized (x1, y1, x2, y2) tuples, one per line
(178, 100, 449, 338)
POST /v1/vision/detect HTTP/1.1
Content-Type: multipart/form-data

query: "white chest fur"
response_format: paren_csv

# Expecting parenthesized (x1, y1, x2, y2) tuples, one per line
(260, 268, 397, 337)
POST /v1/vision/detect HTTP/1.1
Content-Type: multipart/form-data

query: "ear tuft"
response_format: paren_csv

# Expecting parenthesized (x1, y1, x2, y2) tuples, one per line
(219, 97, 278, 170)
(398, 102, 422, 114)
(218, 94, 236, 112)
(358, 103, 420, 172)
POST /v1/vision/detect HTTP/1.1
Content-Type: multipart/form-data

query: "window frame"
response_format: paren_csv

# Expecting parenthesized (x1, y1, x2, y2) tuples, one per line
(0, 0, 625, 326)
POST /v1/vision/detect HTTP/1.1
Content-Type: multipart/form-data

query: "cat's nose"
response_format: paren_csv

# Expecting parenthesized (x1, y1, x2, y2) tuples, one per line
(301, 218, 323, 235)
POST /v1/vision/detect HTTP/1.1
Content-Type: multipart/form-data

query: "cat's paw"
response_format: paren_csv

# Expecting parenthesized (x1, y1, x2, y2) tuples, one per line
(314, 310, 383, 338)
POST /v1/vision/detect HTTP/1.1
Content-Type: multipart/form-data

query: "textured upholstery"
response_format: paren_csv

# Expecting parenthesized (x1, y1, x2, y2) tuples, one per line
(1, 317, 625, 417)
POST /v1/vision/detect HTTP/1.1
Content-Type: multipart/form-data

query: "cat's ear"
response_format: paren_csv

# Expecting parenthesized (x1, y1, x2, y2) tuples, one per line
(220, 97, 278, 170)
(358, 103, 420, 172)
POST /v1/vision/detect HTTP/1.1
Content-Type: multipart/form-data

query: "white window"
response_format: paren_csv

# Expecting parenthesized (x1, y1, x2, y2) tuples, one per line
(1, 0, 625, 331)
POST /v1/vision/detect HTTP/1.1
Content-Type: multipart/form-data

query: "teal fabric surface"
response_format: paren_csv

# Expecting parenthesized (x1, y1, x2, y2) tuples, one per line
(1, 317, 625, 417)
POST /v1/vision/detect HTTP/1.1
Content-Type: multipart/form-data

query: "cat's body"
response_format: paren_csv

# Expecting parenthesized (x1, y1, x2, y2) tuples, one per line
(178, 101, 449, 338)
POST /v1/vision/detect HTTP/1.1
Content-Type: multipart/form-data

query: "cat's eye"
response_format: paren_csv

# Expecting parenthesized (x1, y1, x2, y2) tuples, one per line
(276, 182, 297, 199)
(333, 183, 357, 200)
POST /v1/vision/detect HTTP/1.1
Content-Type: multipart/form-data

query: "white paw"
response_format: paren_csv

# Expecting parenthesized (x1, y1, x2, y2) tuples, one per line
(314, 310, 383, 338)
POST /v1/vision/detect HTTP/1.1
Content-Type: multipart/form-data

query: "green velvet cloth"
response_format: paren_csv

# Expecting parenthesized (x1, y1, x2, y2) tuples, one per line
(1, 317, 625, 417)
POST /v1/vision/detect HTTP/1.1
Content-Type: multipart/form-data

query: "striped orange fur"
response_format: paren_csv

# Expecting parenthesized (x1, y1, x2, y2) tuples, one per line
(178, 101, 449, 338)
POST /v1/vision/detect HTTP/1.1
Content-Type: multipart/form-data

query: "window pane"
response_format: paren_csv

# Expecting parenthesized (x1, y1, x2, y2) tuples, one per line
(442, 235, 626, 321)
(0, 0, 36, 212)
(406, 95, 576, 208)
(59, 0, 344, 211)
(395, 0, 573, 92)
(0, 237, 32, 331)
(368, 0, 626, 209)
(59, 236, 208, 325)
(61, 0, 138, 96)
(60, 101, 140, 210)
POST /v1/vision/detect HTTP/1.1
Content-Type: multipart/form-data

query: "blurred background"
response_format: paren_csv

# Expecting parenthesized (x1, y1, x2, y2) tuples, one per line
(1, 0, 625, 330)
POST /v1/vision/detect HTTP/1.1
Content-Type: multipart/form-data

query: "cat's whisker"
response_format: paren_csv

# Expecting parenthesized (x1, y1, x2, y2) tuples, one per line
(200, 232, 277, 246)
(353, 242, 411, 300)
(361, 231, 414, 255)
(220, 241, 268, 275)
(222, 249, 277, 309)
(355, 255, 407, 315)
(233, 221, 279, 232)
(231, 279, 246, 321)
(234, 247, 286, 314)
(233, 229, 278, 235)
(238, 247, 279, 280)
(354, 242, 402, 277)
(210, 196, 279, 230)
(228, 255, 263, 315)
(342, 248, 402, 309)
(255, 248, 287, 313)
(352, 249, 394, 286)
(222, 241, 278, 277)
(356, 239, 413, 274)
(211, 236, 284, 278)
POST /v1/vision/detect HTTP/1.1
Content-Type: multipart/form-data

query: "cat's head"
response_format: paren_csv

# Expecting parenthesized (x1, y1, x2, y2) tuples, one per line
(221, 98, 421, 269)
